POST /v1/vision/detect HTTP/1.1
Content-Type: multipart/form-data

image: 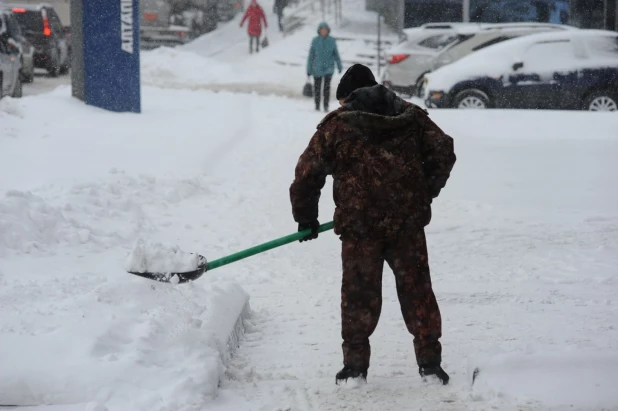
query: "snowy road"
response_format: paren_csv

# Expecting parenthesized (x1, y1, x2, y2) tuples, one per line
(21, 70, 70, 97)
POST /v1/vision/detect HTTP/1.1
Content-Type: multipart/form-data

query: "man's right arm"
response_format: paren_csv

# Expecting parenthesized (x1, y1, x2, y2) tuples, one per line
(289, 123, 335, 224)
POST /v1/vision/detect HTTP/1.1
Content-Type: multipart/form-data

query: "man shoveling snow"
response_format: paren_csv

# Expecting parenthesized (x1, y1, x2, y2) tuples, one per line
(290, 64, 456, 385)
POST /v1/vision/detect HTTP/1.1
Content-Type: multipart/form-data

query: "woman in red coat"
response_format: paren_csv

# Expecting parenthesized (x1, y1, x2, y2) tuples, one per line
(240, 0, 268, 54)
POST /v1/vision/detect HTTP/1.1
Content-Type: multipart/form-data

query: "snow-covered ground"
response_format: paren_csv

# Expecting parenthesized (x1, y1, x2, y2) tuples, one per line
(2, 0, 618, 410)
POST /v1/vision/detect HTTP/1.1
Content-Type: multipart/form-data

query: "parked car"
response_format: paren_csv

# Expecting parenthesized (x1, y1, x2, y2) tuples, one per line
(383, 22, 571, 96)
(431, 23, 575, 72)
(140, 0, 218, 49)
(0, 8, 34, 82)
(6, 3, 69, 76)
(218, 0, 244, 21)
(424, 30, 618, 111)
(382, 22, 485, 95)
(0, 22, 23, 98)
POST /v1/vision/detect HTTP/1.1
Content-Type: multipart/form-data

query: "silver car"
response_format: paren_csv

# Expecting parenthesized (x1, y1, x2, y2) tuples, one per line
(1, 9, 34, 82)
(383, 22, 573, 97)
(432, 23, 576, 72)
(382, 23, 485, 96)
(0, 24, 22, 98)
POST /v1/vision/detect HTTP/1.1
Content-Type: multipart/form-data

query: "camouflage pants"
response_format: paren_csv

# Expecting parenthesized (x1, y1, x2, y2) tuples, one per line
(341, 230, 442, 370)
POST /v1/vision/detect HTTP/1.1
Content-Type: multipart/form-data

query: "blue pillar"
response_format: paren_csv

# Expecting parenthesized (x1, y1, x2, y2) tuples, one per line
(71, 0, 141, 113)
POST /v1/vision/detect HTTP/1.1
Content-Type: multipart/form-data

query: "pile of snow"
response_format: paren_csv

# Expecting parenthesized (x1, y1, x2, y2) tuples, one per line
(141, 46, 310, 97)
(471, 351, 618, 408)
(0, 278, 248, 409)
(125, 239, 201, 274)
(0, 190, 92, 254)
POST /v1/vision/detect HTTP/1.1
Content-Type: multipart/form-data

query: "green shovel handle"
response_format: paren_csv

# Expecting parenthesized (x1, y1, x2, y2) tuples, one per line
(206, 221, 334, 272)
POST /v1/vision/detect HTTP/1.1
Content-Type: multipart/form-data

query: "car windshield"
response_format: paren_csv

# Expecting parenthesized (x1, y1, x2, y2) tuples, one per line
(11, 10, 42, 33)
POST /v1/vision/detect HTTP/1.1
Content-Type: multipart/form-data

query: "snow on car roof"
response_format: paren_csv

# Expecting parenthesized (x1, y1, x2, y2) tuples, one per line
(425, 29, 618, 92)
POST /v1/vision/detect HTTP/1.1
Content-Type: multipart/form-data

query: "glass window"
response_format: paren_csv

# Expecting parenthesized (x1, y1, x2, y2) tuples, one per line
(11, 10, 43, 33)
(47, 10, 63, 33)
(417, 34, 458, 50)
(471, 0, 570, 24)
(7, 14, 24, 37)
(472, 36, 513, 51)
(522, 40, 575, 70)
(585, 36, 618, 58)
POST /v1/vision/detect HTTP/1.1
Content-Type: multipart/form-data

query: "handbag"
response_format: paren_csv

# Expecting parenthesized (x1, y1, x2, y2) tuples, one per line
(261, 36, 269, 48)
(302, 77, 313, 98)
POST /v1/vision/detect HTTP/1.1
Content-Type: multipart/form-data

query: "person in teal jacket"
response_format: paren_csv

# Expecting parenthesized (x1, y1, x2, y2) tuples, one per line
(307, 22, 343, 112)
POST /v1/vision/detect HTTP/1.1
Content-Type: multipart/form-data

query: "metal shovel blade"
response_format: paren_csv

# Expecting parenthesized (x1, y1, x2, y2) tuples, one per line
(128, 255, 208, 284)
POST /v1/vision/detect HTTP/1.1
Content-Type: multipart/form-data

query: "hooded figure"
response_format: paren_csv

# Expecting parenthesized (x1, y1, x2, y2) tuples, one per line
(307, 22, 343, 112)
(290, 64, 456, 386)
(240, 0, 268, 53)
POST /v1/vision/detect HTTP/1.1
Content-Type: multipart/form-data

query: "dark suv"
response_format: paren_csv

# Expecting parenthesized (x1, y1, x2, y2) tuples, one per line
(7, 3, 69, 76)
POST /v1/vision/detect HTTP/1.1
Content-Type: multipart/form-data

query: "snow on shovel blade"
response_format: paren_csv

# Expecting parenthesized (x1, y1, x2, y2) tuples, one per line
(128, 255, 208, 284)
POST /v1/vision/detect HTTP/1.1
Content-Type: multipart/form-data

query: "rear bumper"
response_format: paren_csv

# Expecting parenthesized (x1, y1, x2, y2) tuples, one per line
(140, 27, 191, 49)
(425, 90, 450, 109)
(33, 51, 51, 68)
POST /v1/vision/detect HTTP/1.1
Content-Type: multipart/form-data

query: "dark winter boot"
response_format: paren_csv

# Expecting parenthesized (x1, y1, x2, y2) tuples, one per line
(335, 366, 368, 385)
(419, 364, 450, 385)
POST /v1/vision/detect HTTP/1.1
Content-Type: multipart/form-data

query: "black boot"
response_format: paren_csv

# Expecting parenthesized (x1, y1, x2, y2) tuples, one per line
(419, 364, 450, 385)
(335, 366, 368, 385)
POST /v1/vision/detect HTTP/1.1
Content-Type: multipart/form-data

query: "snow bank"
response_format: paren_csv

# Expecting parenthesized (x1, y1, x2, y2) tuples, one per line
(141, 47, 296, 95)
(125, 239, 201, 274)
(0, 279, 249, 409)
(471, 351, 618, 408)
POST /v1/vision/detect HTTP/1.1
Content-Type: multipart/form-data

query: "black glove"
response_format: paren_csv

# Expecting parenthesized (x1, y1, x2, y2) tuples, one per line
(298, 220, 319, 242)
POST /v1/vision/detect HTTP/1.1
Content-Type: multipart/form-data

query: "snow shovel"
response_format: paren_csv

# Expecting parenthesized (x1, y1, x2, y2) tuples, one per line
(127, 221, 334, 284)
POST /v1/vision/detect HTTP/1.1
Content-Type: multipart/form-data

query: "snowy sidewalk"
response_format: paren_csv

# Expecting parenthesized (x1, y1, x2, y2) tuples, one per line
(2, 82, 618, 410)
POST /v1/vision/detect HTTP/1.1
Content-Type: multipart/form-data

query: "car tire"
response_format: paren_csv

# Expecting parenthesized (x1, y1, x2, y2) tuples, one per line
(453, 89, 490, 109)
(11, 75, 22, 98)
(48, 50, 60, 77)
(21, 69, 34, 83)
(415, 74, 427, 98)
(585, 91, 618, 112)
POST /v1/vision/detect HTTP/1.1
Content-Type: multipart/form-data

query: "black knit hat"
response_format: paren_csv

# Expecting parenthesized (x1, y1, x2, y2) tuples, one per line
(336, 64, 378, 100)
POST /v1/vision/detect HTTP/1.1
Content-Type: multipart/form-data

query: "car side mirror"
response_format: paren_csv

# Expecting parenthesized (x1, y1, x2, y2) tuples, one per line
(512, 62, 524, 71)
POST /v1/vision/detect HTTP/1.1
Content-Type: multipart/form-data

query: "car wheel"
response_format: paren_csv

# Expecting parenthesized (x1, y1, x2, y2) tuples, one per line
(453, 89, 490, 109)
(585, 91, 618, 112)
(48, 50, 60, 77)
(11, 75, 22, 98)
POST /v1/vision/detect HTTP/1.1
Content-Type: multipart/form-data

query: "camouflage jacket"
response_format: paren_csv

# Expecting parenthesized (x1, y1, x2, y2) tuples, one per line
(290, 85, 456, 239)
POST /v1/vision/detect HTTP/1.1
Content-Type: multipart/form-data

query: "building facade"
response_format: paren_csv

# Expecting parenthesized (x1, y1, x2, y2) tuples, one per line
(367, 0, 617, 32)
